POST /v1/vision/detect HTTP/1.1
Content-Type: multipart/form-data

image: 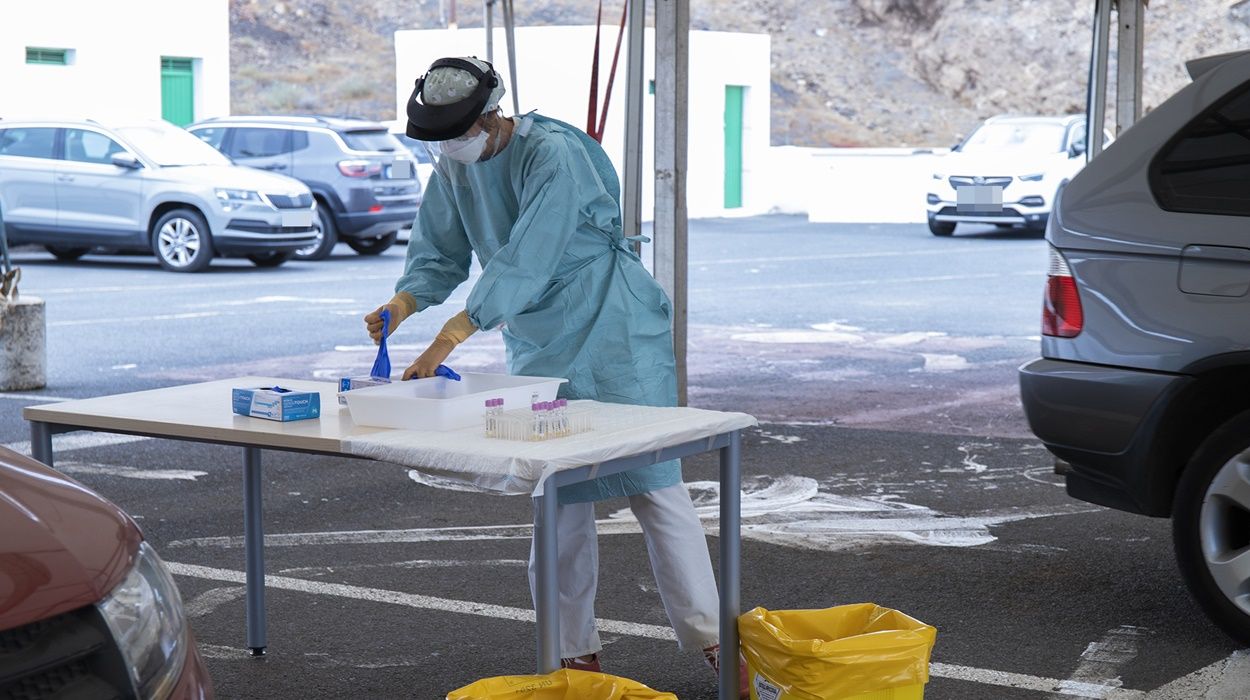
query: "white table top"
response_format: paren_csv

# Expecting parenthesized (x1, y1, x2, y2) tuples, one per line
(343, 400, 757, 494)
(24, 377, 758, 494)
(23, 377, 385, 454)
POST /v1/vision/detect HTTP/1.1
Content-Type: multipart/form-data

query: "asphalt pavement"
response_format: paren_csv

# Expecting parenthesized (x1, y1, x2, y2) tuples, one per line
(2, 216, 1245, 699)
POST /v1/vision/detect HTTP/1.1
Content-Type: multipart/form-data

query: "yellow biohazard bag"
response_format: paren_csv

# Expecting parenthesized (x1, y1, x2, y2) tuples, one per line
(738, 604, 937, 700)
(446, 668, 677, 700)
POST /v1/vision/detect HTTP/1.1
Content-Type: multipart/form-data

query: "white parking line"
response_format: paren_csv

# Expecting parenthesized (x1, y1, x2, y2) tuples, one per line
(1051, 626, 1146, 698)
(696, 246, 1018, 266)
(931, 662, 1143, 699)
(0, 392, 76, 402)
(50, 311, 223, 327)
(3, 432, 150, 456)
(277, 559, 527, 577)
(165, 561, 676, 641)
(165, 561, 1150, 699)
(694, 270, 1037, 294)
(29, 273, 396, 296)
(59, 461, 207, 481)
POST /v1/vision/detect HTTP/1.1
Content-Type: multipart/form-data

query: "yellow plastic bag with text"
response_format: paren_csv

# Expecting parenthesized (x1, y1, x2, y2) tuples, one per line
(738, 604, 937, 700)
(446, 668, 677, 700)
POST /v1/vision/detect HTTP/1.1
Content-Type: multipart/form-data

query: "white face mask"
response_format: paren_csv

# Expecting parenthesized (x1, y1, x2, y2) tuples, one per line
(442, 130, 489, 163)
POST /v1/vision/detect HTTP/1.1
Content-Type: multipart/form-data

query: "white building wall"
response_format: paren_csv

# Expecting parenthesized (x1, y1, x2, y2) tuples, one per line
(0, 0, 229, 123)
(394, 26, 770, 219)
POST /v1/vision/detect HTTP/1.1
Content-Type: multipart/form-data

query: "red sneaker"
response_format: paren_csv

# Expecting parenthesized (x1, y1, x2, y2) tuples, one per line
(560, 653, 601, 673)
(703, 645, 749, 699)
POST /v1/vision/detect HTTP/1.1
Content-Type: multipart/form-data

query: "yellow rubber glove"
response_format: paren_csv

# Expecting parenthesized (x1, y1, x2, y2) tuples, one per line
(435, 309, 478, 346)
(403, 311, 478, 380)
(364, 292, 417, 344)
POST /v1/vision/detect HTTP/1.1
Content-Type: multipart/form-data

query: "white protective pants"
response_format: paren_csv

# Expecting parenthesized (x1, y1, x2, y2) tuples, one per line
(527, 483, 721, 658)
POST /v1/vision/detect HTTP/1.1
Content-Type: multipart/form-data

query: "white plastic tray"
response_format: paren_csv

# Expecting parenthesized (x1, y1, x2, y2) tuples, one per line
(342, 372, 567, 431)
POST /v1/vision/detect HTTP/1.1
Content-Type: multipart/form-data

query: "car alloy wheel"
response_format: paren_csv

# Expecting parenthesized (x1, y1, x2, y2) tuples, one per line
(159, 219, 201, 266)
(296, 227, 325, 258)
(1198, 455, 1250, 611)
(1174, 410, 1250, 645)
(151, 209, 214, 273)
(295, 205, 337, 261)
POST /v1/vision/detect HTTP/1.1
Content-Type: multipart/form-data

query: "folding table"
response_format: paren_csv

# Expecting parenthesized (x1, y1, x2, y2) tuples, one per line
(24, 376, 755, 700)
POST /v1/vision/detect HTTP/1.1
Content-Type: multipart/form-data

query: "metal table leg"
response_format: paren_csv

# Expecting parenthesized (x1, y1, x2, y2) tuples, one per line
(243, 446, 267, 656)
(30, 421, 53, 467)
(533, 485, 560, 674)
(719, 430, 742, 700)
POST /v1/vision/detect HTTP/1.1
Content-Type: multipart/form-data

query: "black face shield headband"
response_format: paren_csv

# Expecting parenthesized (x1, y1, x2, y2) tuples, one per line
(406, 58, 500, 141)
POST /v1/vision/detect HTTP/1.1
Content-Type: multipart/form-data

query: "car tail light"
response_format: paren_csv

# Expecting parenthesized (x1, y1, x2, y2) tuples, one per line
(338, 160, 382, 178)
(1043, 245, 1083, 338)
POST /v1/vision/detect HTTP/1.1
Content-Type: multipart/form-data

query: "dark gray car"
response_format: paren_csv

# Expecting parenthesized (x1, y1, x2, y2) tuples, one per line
(187, 116, 420, 261)
(1019, 50, 1250, 645)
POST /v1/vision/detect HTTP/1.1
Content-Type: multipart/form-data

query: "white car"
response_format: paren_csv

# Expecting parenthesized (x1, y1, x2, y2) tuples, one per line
(0, 118, 317, 271)
(925, 115, 1110, 237)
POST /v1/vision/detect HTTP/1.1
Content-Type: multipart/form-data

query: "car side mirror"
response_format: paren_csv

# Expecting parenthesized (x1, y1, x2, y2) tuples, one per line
(950, 137, 963, 152)
(1069, 142, 1086, 158)
(111, 152, 142, 169)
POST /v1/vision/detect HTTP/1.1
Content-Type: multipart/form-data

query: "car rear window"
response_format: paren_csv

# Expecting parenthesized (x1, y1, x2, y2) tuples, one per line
(1152, 80, 1250, 217)
(341, 130, 399, 152)
(0, 127, 57, 159)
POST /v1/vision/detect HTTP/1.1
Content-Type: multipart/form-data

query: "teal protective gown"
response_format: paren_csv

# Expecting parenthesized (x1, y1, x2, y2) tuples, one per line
(396, 114, 681, 504)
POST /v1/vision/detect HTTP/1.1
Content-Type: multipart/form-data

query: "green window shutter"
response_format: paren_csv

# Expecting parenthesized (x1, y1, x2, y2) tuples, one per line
(162, 57, 193, 72)
(724, 85, 744, 209)
(160, 57, 195, 126)
(26, 47, 68, 65)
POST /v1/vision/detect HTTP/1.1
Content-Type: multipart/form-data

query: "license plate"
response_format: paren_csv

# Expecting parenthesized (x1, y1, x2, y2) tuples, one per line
(281, 210, 313, 228)
(388, 160, 413, 179)
(956, 185, 1003, 213)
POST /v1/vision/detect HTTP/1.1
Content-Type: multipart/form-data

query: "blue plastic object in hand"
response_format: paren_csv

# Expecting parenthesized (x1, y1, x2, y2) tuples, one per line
(370, 309, 391, 380)
(435, 365, 461, 381)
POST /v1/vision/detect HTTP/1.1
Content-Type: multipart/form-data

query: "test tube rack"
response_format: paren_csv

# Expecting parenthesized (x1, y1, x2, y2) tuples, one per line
(484, 404, 595, 441)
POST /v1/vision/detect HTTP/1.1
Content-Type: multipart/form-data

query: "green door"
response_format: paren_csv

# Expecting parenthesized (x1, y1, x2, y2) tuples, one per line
(161, 57, 194, 126)
(724, 85, 744, 209)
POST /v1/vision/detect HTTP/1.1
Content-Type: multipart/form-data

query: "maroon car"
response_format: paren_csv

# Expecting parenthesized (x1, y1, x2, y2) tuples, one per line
(0, 447, 212, 698)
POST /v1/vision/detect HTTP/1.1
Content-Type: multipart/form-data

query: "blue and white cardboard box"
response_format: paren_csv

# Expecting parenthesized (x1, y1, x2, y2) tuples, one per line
(337, 376, 391, 405)
(232, 386, 321, 422)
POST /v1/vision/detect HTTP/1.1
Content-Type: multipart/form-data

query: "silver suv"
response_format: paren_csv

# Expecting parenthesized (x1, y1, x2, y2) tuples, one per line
(1019, 50, 1250, 645)
(187, 116, 420, 260)
(0, 118, 317, 272)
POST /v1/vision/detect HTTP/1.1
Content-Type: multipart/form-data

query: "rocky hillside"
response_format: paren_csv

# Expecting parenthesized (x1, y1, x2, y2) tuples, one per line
(230, 0, 1250, 147)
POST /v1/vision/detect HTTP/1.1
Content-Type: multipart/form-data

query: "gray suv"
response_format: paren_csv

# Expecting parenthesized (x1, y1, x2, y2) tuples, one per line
(1019, 50, 1250, 645)
(187, 116, 420, 260)
(0, 119, 318, 272)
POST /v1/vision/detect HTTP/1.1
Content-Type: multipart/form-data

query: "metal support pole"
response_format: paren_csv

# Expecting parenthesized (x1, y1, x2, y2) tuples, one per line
(29, 422, 52, 467)
(718, 431, 742, 700)
(1115, 0, 1145, 135)
(622, 0, 646, 253)
(243, 446, 267, 655)
(533, 486, 560, 673)
(502, 0, 520, 115)
(1087, 0, 1112, 161)
(484, 0, 494, 64)
(654, 0, 689, 406)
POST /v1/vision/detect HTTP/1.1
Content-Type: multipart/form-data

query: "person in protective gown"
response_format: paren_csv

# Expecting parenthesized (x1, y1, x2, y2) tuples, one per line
(364, 57, 745, 693)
